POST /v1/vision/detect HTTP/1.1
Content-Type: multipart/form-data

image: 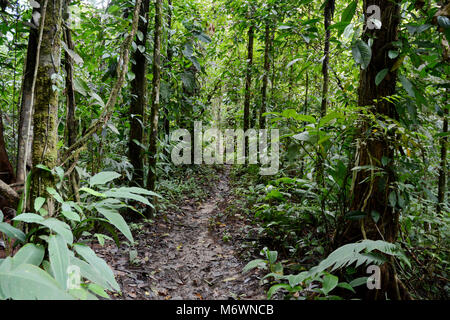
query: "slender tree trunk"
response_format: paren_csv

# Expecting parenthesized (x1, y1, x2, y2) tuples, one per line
(320, 0, 333, 118)
(128, 0, 149, 187)
(260, 22, 271, 130)
(437, 90, 448, 213)
(147, 0, 162, 215)
(316, 0, 334, 186)
(243, 20, 254, 157)
(62, 0, 80, 203)
(16, 7, 39, 185)
(335, 0, 410, 300)
(30, 0, 63, 215)
(63, 0, 76, 149)
(163, 0, 172, 143)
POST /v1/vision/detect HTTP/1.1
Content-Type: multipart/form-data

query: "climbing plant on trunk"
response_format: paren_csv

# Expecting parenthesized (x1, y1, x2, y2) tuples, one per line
(30, 0, 63, 215)
(335, 0, 410, 300)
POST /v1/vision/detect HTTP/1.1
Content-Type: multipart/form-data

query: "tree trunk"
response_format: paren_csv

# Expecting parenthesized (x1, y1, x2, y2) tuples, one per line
(320, 0, 333, 118)
(316, 0, 334, 234)
(146, 0, 162, 214)
(259, 22, 271, 130)
(128, 0, 149, 187)
(30, 0, 63, 215)
(437, 90, 448, 213)
(62, 0, 80, 202)
(63, 0, 77, 150)
(335, 0, 409, 300)
(163, 0, 173, 145)
(243, 20, 254, 158)
(16, 7, 39, 185)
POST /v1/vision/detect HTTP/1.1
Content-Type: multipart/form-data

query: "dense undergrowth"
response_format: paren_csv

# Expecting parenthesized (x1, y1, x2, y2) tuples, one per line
(228, 165, 449, 300)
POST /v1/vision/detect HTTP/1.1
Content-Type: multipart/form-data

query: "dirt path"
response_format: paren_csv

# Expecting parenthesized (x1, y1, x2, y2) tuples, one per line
(94, 168, 265, 300)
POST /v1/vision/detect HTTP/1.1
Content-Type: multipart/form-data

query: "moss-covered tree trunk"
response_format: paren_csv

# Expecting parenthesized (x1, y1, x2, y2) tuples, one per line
(147, 0, 162, 216)
(128, 0, 150, 187)
(31, 0, 63, 215)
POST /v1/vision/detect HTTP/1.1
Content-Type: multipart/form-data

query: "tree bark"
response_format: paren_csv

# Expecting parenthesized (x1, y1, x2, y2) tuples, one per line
(163, 0, 173, 144)
(243, 19, 254, 158)
(316, 0, 334, 187)
(16, 7, 39, 185)
(146, 0, 162, 211)
(63, 0, 77, 150)
(259, 22, 271, 130)
(128, 0, 150, 187)
(437, 89, 448, 213)
(335, 0, 409, 300)
(30, 0, 63, 215)
(62, 0, 80, 202)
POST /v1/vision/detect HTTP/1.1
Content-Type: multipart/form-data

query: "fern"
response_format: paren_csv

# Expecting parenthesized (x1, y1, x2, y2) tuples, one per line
(308, 240, 409, 277)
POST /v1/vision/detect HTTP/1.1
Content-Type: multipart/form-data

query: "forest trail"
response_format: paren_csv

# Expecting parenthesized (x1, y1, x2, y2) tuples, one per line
(94, 168, 265, 300)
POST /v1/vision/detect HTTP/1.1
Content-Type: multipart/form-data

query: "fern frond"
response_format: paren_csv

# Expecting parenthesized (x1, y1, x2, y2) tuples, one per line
(308, 240, 405, 277)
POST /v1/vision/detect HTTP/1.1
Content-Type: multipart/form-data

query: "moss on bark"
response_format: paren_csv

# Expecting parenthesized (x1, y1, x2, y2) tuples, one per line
(30, 0, 63, 214)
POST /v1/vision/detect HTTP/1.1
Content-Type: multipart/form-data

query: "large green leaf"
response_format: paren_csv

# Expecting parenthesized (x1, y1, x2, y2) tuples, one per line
(13, 212, 45, 223)
(341, 1, 357, 23)
(13, 214, 73, 244)
(69, 255, 112, 292)
(103, 189, 151, 206)
(74, 244, 120, 292)
(48, 234, 70, 290)
(11, 244, 44, 268)
(321, 273, 339, 295)
(95, 206, 133, 242)
(121, 187, 162, 198)
(375, 68, 389, 86)
(89, 171, 121, 187)
(243, 259, 266, 273)
(0, 222, 26, 242)
(0, 264, 73, 300)
(352, 40, 372, 69)
(34, 197, 46, 212)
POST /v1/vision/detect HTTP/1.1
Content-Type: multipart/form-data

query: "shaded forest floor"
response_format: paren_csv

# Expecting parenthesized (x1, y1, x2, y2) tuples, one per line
(92, 166, 266, 300)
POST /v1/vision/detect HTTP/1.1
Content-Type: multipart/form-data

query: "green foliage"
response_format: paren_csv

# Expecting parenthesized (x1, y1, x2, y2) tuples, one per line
(0, 168, 158, 299)
(245, 240, 409, 299)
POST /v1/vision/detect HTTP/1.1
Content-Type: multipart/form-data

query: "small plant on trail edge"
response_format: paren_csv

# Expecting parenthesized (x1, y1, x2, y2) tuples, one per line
(244, 240, 410, 300)
(0, 167, 161, 300)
